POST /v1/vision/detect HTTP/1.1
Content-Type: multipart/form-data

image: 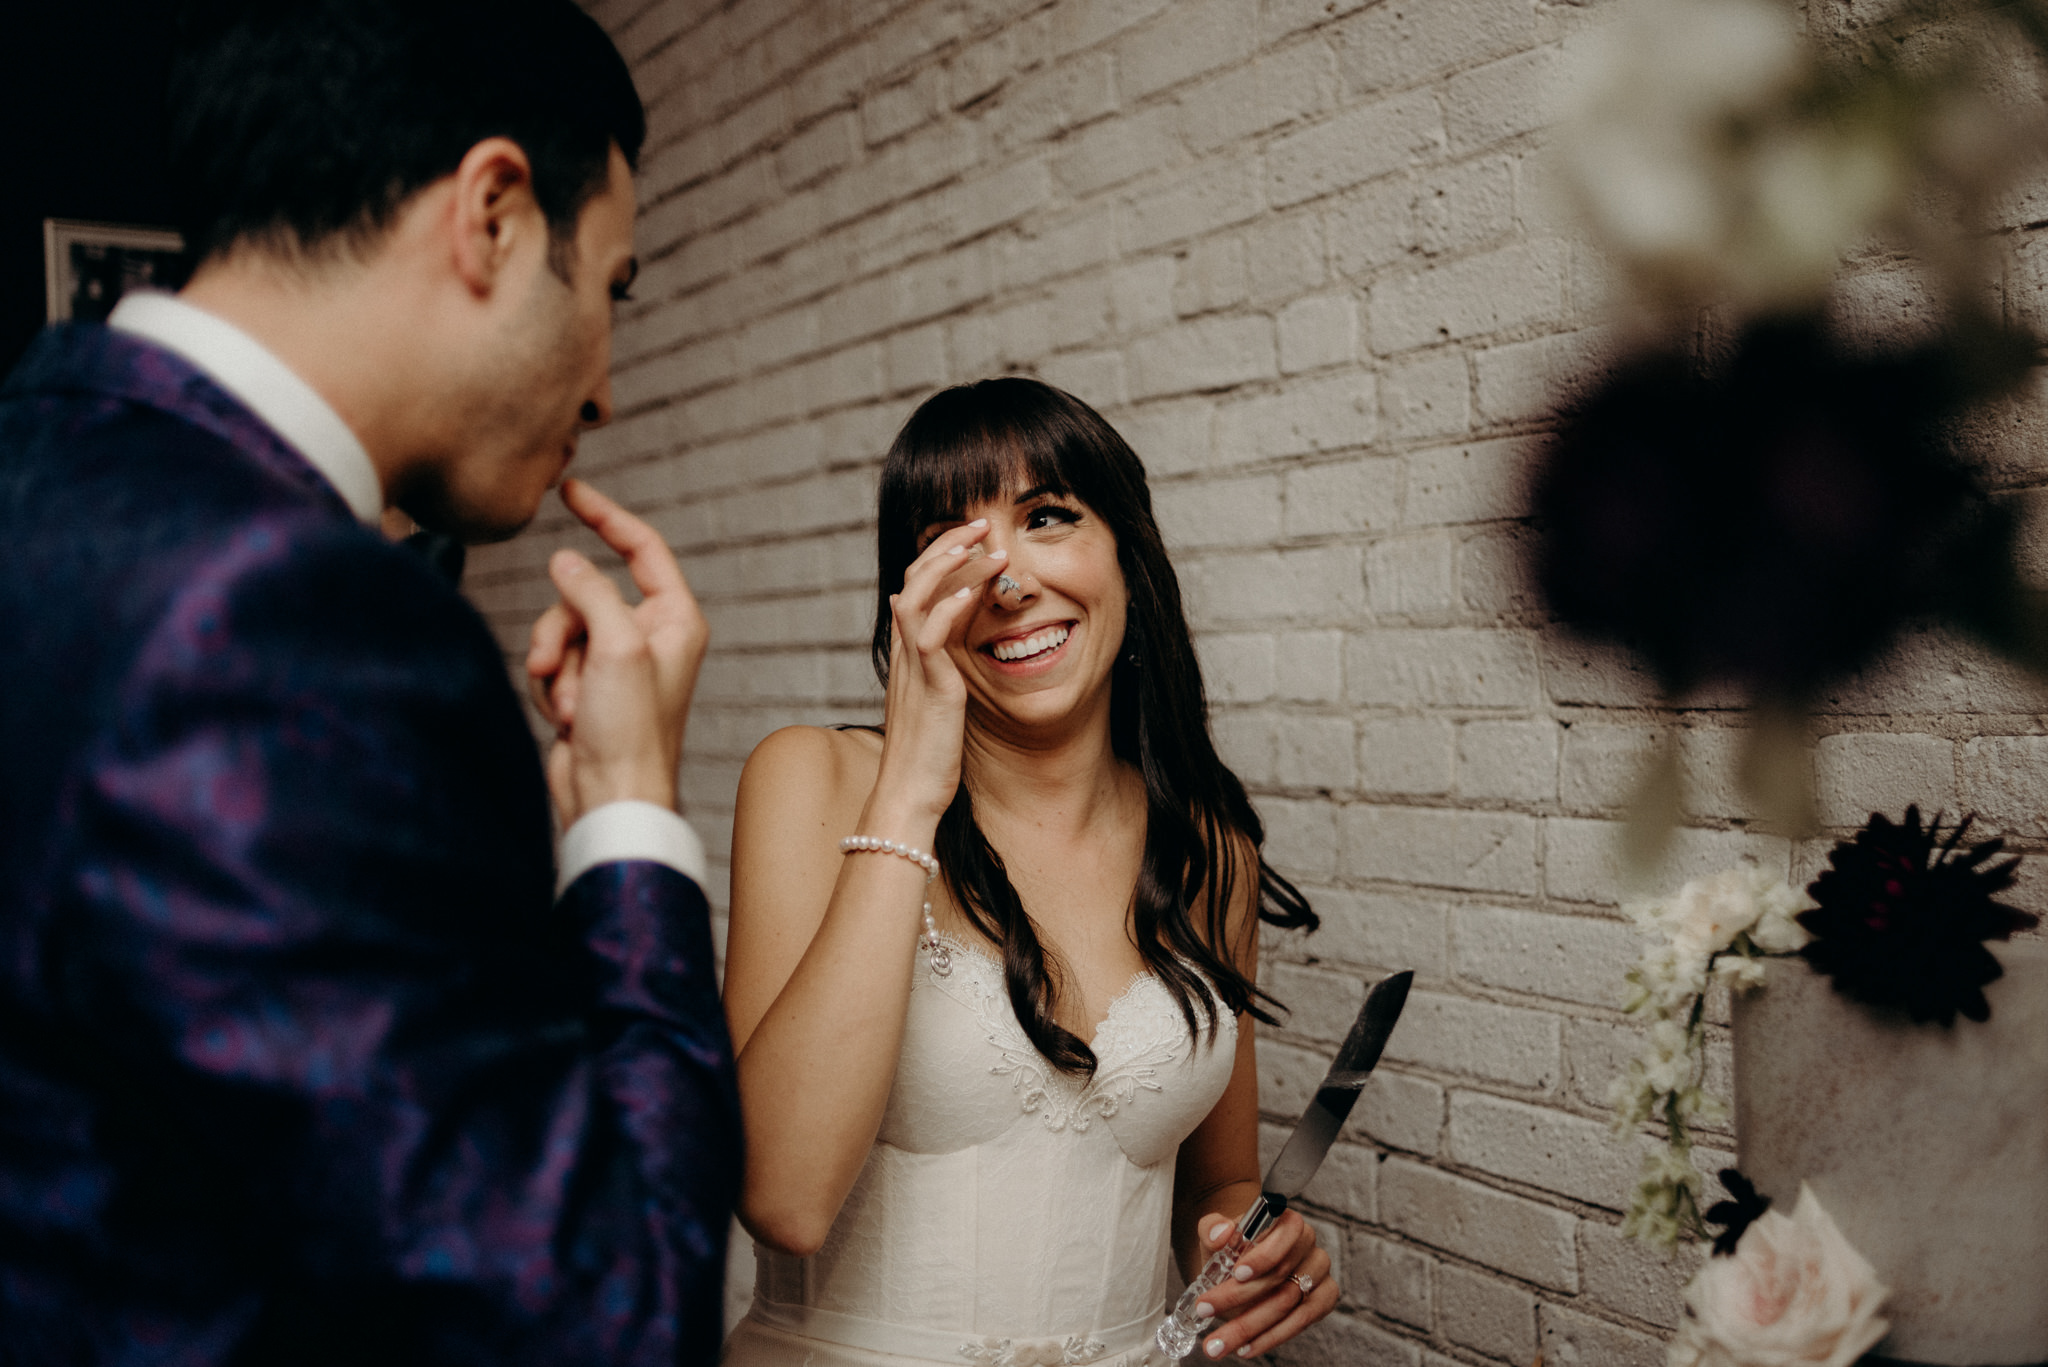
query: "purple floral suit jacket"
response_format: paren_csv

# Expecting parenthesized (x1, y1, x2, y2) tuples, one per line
(0, 325, 740, 1366)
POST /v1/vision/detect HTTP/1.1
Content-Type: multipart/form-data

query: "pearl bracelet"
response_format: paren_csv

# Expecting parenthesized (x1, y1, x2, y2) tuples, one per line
(839, 835, 951, 976)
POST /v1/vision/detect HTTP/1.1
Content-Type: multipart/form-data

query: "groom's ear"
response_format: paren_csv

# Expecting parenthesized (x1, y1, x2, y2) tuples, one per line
(448, 137, 543, 297)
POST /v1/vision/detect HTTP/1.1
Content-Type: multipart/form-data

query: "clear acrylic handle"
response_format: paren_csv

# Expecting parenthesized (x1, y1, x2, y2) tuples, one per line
(1154, 1195, 1276, 1359)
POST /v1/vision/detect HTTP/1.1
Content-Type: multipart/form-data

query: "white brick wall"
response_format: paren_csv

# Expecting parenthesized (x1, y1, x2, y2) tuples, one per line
(467, 2, 2048, 1361)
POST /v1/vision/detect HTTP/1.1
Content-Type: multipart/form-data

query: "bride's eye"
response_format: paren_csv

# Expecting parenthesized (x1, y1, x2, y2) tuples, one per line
(1025, 504, 1081, 532)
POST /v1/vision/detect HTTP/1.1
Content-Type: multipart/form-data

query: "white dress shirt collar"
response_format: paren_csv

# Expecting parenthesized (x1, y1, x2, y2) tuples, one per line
(108, 290, 383, 526)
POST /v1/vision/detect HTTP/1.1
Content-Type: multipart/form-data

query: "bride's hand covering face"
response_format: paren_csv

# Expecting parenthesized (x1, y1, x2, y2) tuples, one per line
(722, 377, 1330, 1363)
(874, 514, 1009, 822)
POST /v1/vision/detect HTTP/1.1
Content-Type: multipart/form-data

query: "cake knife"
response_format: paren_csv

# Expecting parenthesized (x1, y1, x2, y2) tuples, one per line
(1156, 969, 1414, 1359)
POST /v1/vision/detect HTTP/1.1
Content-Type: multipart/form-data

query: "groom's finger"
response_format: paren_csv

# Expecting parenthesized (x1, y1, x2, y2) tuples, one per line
(527, 602, 585, 729)
(543, 731, 576, 829)
(559, 478, 695, 624)
(539, 641, 586, 732)
(527, 601, 583, 680)
(547, 548, 643, 661)
(545, 547, 676, 814)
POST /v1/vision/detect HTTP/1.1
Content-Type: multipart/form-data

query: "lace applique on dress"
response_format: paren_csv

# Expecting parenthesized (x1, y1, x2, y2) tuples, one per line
(932, 938, 1213, 1134)
(957, 1332, 1106, 1365)
(956, 1334, 1163, 1366)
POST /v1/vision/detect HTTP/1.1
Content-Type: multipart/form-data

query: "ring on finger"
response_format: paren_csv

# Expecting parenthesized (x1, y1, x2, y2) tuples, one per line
(1291, 1273, 1314, 1295)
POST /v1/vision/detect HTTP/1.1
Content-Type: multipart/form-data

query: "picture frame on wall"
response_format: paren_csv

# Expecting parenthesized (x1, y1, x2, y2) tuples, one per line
(43, 219, 188, 325)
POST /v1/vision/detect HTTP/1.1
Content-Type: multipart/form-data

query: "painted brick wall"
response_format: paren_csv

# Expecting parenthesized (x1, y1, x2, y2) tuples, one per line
(466, 2, 2048, 1362)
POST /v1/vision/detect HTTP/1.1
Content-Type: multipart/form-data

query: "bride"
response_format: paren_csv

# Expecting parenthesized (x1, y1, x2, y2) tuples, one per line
(721, 378, 1338, 1365)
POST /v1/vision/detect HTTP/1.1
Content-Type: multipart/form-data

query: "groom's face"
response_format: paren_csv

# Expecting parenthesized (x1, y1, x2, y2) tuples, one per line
(416, 146, 639, 542)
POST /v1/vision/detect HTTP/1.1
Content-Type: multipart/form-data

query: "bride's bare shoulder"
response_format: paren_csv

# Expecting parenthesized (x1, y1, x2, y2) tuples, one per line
(738, 724, 882, 816)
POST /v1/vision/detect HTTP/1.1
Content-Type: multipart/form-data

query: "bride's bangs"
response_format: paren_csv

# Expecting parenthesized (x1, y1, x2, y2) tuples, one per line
(891, 420, 1073, 549)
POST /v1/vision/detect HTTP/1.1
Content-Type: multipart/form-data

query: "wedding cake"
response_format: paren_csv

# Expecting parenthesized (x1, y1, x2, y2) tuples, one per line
(1732, 941, 2048, 1365)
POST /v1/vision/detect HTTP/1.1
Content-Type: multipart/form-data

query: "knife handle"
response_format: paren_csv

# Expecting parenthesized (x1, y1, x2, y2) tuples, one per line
(1155, 1194, 1284, 1359)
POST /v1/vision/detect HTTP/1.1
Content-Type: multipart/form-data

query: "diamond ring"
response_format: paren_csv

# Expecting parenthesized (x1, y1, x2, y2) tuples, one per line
(1292, 1273, 1314, 1294)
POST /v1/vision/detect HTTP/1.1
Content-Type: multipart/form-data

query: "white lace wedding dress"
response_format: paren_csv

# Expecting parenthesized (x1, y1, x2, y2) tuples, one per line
(722, 935, 1238, 1367)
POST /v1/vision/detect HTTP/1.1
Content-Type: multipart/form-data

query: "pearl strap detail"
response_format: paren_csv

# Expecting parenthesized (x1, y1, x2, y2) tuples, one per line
(840, 835, 951, 975)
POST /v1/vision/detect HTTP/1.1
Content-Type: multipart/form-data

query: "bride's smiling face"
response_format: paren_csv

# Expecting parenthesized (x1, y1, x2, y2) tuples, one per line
(919, 482, 1127, 733)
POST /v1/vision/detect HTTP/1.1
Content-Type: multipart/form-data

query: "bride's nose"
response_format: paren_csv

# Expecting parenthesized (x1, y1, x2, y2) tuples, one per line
(987, 539, 1035, 608)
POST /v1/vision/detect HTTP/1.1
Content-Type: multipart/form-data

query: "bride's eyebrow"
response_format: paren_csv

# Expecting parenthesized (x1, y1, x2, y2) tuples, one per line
(1013, 484, 1069, 504)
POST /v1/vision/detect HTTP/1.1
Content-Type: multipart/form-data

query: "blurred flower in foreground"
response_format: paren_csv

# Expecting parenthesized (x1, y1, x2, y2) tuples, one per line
(1558, 0, 2021, 318)
(1541, 0, 2048, 833)
(1534, 319, 2025, 708)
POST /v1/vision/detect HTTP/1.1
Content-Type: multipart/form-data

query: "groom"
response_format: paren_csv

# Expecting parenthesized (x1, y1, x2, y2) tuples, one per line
(0, 1, 738, 1363)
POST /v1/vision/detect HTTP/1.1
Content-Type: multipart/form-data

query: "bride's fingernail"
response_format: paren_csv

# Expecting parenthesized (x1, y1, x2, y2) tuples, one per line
(1237, 1349, 1253, 1359)
(969, 518, 988, 527)
(949, 545, 964, 555)
(1195, 1303, 1213, 1320)
(1208, 1221, 1232, 1243)
(1232, 1264, 1254, 1281)
(988, 548, 1007, 560)
(1205, 1339, 1226, 1359)
(955, 587, 972, 598)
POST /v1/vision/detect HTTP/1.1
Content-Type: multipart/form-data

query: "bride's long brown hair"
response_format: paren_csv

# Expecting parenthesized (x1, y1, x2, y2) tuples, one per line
(871, 378, 1316, 1077)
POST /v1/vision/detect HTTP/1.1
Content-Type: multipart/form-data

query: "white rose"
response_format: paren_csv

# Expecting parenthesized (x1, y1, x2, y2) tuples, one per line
(1661, 868, 1764, 960)
(1677, 1185, 1890, 1367)
(1669, 1318, 1711, 1367)
(1749, 879, 1814, 955)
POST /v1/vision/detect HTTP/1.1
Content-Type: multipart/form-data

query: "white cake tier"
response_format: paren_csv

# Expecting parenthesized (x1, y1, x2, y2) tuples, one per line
(1733, 941, 2047, 1365)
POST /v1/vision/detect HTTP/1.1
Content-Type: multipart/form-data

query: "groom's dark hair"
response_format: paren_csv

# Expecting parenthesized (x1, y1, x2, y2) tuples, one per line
(167, 0, 645, 275)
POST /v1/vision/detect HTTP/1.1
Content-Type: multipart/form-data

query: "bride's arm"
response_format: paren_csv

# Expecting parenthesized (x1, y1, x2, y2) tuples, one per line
(1169, 858, 1341, 1358)
(725, 726, 937, 1256)
(1170, 1019, 1264, 1277)
(724, 521, 1003, 1257)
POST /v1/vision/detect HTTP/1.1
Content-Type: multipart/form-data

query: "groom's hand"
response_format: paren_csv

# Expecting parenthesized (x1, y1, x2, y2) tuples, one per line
(526, 479, 708, 826)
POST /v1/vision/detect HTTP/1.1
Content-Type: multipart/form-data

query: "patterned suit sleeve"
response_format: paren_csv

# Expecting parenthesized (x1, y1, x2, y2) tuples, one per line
(57, 518, 741, 1364)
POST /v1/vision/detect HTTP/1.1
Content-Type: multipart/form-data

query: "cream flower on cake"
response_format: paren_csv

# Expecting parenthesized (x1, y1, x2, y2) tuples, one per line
(1661, 867, 1766, 960)
(1748, 877, 1813, 955)
(1614, 862, 1811, 1247)
(1670, 1184, 1890, 1367)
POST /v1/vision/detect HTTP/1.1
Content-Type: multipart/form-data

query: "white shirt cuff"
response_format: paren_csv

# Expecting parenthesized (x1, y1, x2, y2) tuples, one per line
(557, 800, 707, 898)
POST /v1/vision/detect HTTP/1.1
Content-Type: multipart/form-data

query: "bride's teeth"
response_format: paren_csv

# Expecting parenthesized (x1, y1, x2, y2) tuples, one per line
(992, 626, 1069, 661)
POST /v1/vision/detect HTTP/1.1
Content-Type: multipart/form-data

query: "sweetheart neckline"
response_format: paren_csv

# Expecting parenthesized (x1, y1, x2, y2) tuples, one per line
(929, 932, 1158, 1051)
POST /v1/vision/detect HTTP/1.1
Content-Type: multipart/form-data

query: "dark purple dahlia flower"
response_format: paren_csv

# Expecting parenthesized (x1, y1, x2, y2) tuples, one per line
(1799, 805, 2037, 1025)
